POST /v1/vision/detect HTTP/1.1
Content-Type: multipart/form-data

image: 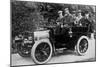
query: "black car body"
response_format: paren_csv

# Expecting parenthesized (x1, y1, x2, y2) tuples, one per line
(14, 22, 92, 64)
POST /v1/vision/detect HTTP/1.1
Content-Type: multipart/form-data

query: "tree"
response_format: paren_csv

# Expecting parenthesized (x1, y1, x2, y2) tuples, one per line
(11, 1, 44, 37)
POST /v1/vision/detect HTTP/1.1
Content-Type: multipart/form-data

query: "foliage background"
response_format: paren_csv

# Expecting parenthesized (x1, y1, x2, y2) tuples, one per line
(11, 1, 96, 37)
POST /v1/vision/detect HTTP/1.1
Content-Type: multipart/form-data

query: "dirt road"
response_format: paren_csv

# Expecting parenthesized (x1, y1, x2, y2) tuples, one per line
(11, 38, 96, 66)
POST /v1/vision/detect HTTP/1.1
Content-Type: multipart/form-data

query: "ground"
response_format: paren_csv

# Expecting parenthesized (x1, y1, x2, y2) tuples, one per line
(11, 38, 96, 66)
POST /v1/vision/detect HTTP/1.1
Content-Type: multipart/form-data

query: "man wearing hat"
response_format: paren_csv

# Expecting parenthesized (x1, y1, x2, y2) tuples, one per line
(71, 11, 77, 25)
(79, 11, 91, 26)
(64, 8, 71, 16)
(56, 10, 64, 25)
(76, 10, 83, 24)
(63, 8, 74, 26)
(79, 11, 95, 38)
(55, 10, 64, 35)
(58, 8, 74, 35)
(85, 11, 95, 36)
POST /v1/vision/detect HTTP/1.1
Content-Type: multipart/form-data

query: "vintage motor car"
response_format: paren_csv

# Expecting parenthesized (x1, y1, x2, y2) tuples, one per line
(14, 21, 92, 64)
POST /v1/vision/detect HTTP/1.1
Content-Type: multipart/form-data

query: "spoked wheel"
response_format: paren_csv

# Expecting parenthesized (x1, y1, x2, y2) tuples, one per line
(17, 43, 30, 57)
(76, 36, 89, 56)
(31, 39, 52, 64)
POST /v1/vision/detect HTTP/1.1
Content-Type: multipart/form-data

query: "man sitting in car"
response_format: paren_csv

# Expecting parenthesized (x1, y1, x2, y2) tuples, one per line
(75, 10, 83, 25)
(71, 11, 78, 25)
(56, 8, 74, 35)
(63, 8, 74, 27)
(56, 10, 64, 25)
(55, 10, 64, 35)
(79, 11, 91, 27)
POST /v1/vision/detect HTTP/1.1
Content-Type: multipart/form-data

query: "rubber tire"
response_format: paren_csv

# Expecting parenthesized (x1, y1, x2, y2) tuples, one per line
(75, 36, 89, 56)
(17, 44, 30, 57)
(31, 39, 53, 64)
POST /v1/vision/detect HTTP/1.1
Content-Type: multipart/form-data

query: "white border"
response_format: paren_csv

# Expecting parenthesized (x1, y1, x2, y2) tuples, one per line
(0, 0, 99, 67)
(17, 0, 96, 5)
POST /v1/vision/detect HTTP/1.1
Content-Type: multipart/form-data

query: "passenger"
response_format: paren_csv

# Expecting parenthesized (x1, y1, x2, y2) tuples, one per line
(63, 8, 73, 27)
(76, 10, 82, 24)
(84, 11, 95, 38)
(79, 11, 91, 27)
(56, 10, 64, 25)
(85, 11, 89, 19)
(71, 11, 77, 25)
(88, 12, 96, 33)
(60, 8, 73, 35)
(64, 8, 72, 17)
(71, 11, 76, 18)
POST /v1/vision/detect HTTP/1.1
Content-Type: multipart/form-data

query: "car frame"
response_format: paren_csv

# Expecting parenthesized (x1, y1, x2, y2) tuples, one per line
(15, 22, 92, 64)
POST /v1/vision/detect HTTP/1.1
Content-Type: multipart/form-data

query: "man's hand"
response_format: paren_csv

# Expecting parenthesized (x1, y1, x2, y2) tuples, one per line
(56, 22, 60, 25)
(61, 25, 64, 28)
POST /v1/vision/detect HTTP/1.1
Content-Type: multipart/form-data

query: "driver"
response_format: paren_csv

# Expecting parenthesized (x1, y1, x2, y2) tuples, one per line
(55, 10, 64, 35)
(56, 10, 64, 25)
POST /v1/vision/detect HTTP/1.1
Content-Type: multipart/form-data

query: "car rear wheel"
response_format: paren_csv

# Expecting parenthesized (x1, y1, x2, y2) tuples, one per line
(76, 36, 89, 56)
(31, 39, 52, 64)
(17, 43, 30, 57)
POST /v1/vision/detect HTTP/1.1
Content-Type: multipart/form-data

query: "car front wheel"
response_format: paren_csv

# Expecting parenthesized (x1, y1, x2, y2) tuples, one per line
(31, 39, 53, 64)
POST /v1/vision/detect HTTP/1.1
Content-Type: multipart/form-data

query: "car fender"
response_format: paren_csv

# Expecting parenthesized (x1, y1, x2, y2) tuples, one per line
(33, 38, 52, 47)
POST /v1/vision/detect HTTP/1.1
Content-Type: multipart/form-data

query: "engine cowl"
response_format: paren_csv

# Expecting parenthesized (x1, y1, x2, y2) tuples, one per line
(34, 30, 50, 41)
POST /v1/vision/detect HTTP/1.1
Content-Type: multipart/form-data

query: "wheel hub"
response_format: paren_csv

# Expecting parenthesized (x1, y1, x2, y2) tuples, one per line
(79, 39, 88, 53)
(35, 43, 51, 62)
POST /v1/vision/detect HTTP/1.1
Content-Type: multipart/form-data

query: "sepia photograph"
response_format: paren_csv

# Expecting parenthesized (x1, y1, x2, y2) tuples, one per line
(11, 0, 96, 66)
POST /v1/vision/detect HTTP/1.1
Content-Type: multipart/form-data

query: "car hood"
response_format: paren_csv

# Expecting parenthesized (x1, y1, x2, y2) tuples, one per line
(34, 30, 50, 38)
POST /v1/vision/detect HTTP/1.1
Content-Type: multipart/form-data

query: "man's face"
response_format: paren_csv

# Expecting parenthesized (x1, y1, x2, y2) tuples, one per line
(78, 13, 81, 16)
(85, 14, 89, 18)
(58, 13, 62, 16)
(72, 14, 76, 17)
(64, 9, 69, 14)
